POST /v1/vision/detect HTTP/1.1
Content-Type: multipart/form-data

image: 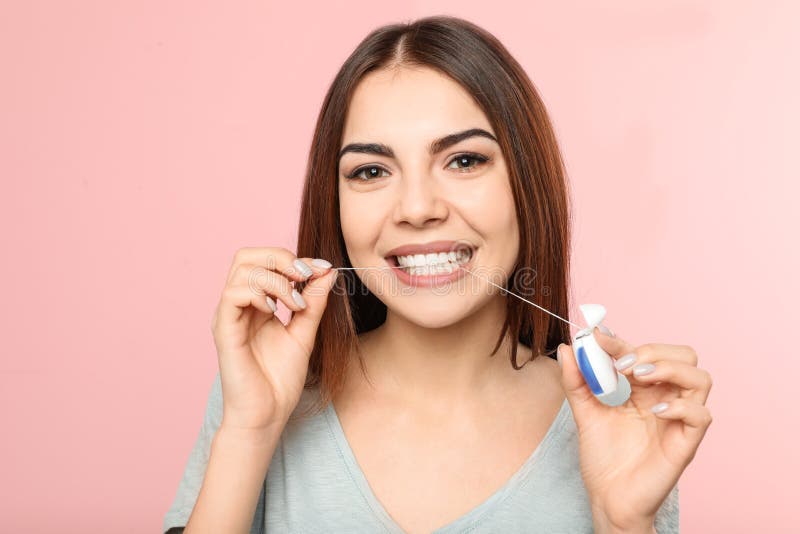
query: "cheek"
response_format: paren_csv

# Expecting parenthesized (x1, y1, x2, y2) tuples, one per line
(338, 192, 361, 258)
(338, 187, 385, 258)
(490, 194, 519, 271)
(499, 186, 520, 260)
(487, 171, 518, 235)
(500, 190, 519, 236)
(461, 176, 519, 268)
(452, 175, 518, 234)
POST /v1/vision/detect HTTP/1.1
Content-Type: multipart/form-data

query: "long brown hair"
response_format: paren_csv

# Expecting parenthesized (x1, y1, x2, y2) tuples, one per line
(293, 15, 572, 420)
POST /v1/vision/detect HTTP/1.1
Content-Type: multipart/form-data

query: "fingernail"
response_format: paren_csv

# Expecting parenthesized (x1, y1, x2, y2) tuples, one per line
(633, 363, 656, 376)
(265, 295, 277, 312)
(291, 289, 307, 309)
(556, 343, 564, 368)
(597, 324, 615, 337)
(293, 259, 313, 279)
(651, 402, 669, 414)
(615, 353, 637, 371)
(311, 258, 332, 269)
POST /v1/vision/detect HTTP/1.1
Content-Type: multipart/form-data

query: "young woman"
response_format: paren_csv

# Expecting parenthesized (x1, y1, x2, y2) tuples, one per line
(164, 15, 712, 534)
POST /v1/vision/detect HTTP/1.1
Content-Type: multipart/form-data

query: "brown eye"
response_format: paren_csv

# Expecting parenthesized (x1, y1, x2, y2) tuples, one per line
(347, 165, 390, 181)
(447, 153, 489, 172)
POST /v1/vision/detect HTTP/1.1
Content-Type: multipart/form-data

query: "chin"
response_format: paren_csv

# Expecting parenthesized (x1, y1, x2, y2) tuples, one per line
(399, 313, 467, 330)
(382, 294, 477, 329)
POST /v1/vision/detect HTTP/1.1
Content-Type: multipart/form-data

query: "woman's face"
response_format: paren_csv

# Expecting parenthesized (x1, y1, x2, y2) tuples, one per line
(338, 66, 520, 328)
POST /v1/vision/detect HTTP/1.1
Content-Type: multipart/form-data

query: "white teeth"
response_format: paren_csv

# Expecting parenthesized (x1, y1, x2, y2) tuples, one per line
(393, 248, 473, 275)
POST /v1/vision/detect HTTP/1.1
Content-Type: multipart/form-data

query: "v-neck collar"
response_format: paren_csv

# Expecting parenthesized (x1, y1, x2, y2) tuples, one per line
(324, 396, 570, 534)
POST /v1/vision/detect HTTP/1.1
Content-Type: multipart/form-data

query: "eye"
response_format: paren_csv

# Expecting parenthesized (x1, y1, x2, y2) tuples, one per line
(447, 152, 490, 172)
(344, 152, 490, 181)
(346, 165, 390, 181)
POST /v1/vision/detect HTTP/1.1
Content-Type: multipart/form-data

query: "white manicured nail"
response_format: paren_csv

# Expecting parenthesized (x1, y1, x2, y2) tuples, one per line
(311, 258, 332, 269)
(597, 324, 615, 337)
(291, 289, 307, 309)
(651, 402, 669, 414)
(633, 363, 656, 376)
(293, 259, 313, 278)
(615, 353, 637, 371)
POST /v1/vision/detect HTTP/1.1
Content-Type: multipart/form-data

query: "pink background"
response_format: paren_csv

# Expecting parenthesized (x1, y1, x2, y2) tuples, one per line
(1, 1, 796, 532)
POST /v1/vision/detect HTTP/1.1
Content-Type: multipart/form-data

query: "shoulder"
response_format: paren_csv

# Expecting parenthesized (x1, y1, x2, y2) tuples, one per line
(515, 345, 565, 404)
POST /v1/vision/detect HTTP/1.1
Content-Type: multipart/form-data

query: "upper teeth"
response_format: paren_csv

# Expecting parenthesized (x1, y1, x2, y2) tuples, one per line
(395, 249, 472, 268)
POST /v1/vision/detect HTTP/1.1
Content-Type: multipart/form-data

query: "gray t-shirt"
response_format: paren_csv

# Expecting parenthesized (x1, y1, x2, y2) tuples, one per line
(163, 372, 679, 533)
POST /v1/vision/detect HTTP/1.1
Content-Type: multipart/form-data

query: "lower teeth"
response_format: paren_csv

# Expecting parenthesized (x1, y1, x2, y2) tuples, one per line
(401, 261, 468, 276)
(406, 266, 455, 276)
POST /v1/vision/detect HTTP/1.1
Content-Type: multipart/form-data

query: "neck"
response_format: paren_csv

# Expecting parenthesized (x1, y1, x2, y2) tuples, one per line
(355, 294, 525, 410)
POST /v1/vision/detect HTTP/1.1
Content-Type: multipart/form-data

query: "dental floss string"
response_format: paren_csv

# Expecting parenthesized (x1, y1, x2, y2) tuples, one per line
(332, 265, 582, 329)
(459, 265, 582, 329)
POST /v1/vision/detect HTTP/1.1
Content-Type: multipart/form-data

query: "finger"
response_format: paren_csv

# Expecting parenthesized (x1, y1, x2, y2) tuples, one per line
(627, 359, 713, 404)
(650, 397, 713, 445)
(590, 327, 637, 359)
(611, 342, 700, 376)
(557, 343, 605, 422)
(286, 269, 339, 353)
(229, 264, 308, 313)
(592, 328, 699, 371)
(215, 285, 278, 328)
(226, 247, 318, 285)
(298, 256, 334, 278)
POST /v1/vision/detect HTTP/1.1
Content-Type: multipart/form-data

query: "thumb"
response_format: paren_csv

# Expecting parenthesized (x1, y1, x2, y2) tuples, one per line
(557, 342, 604, 424)
(286, 268, 339, 350)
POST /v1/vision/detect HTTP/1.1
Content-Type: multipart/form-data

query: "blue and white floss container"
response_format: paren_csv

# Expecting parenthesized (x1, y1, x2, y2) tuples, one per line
(572, 304, 620, 401)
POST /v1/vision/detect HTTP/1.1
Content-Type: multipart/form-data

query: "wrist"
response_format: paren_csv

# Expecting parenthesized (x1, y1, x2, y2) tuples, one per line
(591, 504, 656, 534)
(216, 419, 286, 450)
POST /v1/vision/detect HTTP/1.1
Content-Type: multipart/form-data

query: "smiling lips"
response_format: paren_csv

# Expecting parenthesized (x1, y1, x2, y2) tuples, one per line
(383, 240, 476, 286)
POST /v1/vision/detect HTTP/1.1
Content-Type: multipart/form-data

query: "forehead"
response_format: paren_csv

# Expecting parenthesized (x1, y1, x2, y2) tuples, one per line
(341, 66, 493, 144)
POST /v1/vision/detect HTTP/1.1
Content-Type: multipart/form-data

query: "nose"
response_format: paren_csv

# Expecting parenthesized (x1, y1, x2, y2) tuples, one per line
(392, 170, 449, 228)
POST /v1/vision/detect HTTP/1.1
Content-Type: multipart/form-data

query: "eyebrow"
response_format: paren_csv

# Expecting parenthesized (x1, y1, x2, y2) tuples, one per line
(338, 128, 498, 162)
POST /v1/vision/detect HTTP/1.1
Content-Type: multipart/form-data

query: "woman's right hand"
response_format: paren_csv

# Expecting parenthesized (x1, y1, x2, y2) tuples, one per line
(210, 247, 338, 435)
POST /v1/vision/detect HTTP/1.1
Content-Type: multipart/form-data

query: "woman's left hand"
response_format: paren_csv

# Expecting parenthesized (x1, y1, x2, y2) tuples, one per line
(557, 328, 713, 533)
